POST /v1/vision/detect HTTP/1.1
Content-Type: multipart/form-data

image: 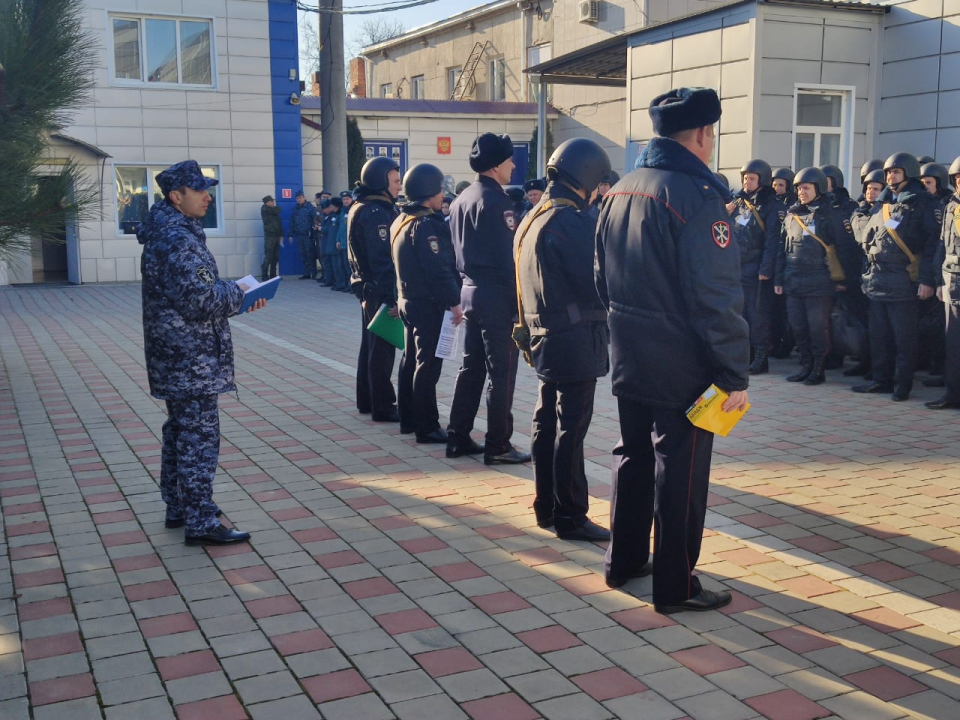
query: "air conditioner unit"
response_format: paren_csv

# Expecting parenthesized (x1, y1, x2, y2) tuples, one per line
(578, 0, 599, 23)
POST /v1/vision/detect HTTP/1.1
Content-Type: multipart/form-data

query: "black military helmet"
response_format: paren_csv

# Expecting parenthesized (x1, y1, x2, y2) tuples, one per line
(918, 155, 935, 164)
(859, 159, 883, 184)
(862, 169, 885, 189)
(949, 157, 960, 184)
(740, 159, 772, 187)
(714, 172, 731, 190)
(359, 156, 400, 192)
(605, 170, 621, 185)
(546, 138, 612, 192)
(820, 165, 845, 190)
(883, 152, 921, 180)
(920, 162, 949, 191)
(772, 167, 794, 183)
(793, 167, 829, 196)
(402, 163, 445, 202)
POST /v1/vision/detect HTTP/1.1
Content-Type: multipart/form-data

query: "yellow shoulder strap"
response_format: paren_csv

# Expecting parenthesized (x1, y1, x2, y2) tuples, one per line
(882, 204, 917, 264)
(791, 215, 830, 253)
(953, 204, 960, 238)
(741, 197, 766, 232)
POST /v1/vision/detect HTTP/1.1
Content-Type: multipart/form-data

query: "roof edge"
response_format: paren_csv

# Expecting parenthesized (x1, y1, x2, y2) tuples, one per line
(361, 0, 518, 54)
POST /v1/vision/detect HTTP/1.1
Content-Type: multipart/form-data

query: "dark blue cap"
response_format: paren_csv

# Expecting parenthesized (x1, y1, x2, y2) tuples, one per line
(523, 179, 546, 193)
(470, 133, 514, 173)
(295, 189, 305, 198)
(156, 160, 218, 196)
(649, 87, 722, 138)
(319, 198, 332, 209)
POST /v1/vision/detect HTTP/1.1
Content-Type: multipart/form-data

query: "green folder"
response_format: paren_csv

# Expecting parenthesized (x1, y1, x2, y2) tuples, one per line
(367, 303, 405, 349)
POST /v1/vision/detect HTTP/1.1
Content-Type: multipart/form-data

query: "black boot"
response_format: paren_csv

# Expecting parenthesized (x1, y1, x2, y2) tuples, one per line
(786, 356, 812, 382)
(803, 357, 826, 386)
(748, 349, 769, 375)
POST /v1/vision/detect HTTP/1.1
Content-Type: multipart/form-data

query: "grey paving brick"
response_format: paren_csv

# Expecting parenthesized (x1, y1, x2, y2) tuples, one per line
(236, 669, 303, 704)
(0, 697, 29, 720)
(436, 668, 509, 702)
(286, 647, 352, 679)
(334, 627, 398, 655)
(318, 692, 395, 720)
(247, 695, 322, 720)
(393, 627, 460, 655)
(80, 613, 138, 639)
(353, 648, 419, 678)
(674, 689, 758, 720)
(257, 611, 317, 637)
(85, 632, 147, 661)
(165, 670, 233, 705)
(602, 691, 687, 720)
(146, 630, 210, 658)
(209, 630, 272, 657)
(92, 652, 156, 683)
(20, 614, 79, 640)
(535, 692, 614, 720)
(642, 667, 718, 701)
(103, 696, 176, 720)
(25, 652, 89, 682)
(0, 673, 27, 701)
(221, 649, 287, 680)
(370, 668, 442, 703)
(543, 645, 613, 676)
(33, 696, 105, 720)
(391, 693, 468, 720)
(98, 672, 165, 706)
(457, 627, 522, 655)
(508, 668, 580, 703)
(197, 612, 258, 638)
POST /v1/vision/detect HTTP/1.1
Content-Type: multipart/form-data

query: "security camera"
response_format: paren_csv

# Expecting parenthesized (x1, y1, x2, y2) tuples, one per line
(290, 92, 301, 105)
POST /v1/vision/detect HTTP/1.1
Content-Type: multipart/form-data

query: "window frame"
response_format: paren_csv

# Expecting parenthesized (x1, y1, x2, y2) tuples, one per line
(489, 57, 506, 101)
(791, 85, 855, 182)
(114, 162, 224, 236)
(411, 74, 425, 100)
(381, 83, 393, 98)
(106, 11, 218, 90)
(447, 66, 461, 98)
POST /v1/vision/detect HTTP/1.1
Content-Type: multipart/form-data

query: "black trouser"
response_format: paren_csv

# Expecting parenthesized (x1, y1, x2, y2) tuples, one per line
(296, 235, 315, 277)
(919, 295, 946, 372)
(869, 298, 918, 390)
(261, 235, 280, 280)
(320, 253, 337, 285)
(943, 274, 960, 401)
(333, 249, 349, 290)
(605, 398, 714, 606)
(357, 295, 397, 415)
(447, 286, 519, 455)
(845, 289, 871, 363)
(398, 298, 445, 435)
(742, 278, 775, 353)
(786, 294, 833, 360)
(531, 379, 596, 531)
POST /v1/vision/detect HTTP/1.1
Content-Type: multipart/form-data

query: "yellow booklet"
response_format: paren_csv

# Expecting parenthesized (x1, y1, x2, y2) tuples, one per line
(685, 384, 750, 437)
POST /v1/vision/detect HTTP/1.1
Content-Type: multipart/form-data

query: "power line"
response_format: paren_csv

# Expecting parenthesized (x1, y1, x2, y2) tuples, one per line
(297, 0, 441, 15)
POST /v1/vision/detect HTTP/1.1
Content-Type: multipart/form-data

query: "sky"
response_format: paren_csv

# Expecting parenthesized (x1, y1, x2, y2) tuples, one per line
(298, 0, 488, 85)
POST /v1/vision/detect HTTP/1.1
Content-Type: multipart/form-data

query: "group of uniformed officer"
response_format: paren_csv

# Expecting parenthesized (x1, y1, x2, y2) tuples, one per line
(728, 152, 958, 408)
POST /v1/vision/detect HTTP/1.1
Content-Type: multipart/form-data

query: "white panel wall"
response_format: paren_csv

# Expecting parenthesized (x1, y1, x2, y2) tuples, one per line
(63, 0, 276, 283)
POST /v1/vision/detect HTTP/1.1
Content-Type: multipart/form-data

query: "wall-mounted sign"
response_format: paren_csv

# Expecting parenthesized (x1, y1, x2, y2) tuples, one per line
(437, 137, 451, 155)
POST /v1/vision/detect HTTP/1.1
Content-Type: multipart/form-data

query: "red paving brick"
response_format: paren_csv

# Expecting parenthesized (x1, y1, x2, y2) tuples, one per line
(376, 608, 438, 634)
(222, 565, 278, 585)
(716, 548, 775, 566)
(556, 573, 613, 596)
(314, 550, 365, 569)
(433, 561, 487, 582)
(23, 632, 84, 661)
(573, 667, 648, 700)
(176, 694, 248, 720)
(18, 597, 72, 622)
(928, 590, 960, 611)
(671, 645, 747, 675)
(444, 503, 488, 518)
(271, 628, 334, 656)
(416, 647, 485, 678)
(766, 626, 838, 654)
(853, 560, 916, 583)
(29, 672, 95, 706)
(342, 576, 400, 600)
(123, 579, 179, 602)
(471, 591, 532, 614)
(290, 526, 338, 543)
(514, 547, 568, 566)
(345, 495, 389, 509)
(718, 590, 765, 615)
(777, 576, 840, 599)
(101, 530, 148, 547)
(139, 612, 198, 639)
(851, 607, 922, 633)
(369, 514, 417, 531)
(6, 520, 50, 536)
(397, 536, 449, 554)
(112, 553, 162, 572)
(302, 669, 371, 703)
(244, 595, 302, 619)
(844, 665, 928, 701)
(461, 693, 539, 720)
(157, 650, 221, 681)
(474, 523, 525, 540)
(517, 626, 584, 653)
(9, 542, 57, 560)
(14, 568, 65, 589)
(269, 506, 313, 521)
(610, 606, 677, 632)
(745, 689, 831, 720)
(790, 535, 845, 554)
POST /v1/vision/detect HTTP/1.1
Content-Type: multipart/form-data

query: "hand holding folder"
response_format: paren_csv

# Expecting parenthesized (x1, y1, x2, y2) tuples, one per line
(236, 275, 281, 314)
(367, 304, 405, 349)
(685, 384, 750, 437)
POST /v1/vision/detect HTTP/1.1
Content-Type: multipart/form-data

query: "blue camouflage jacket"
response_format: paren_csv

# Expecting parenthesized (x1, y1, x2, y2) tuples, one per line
(138, 201, 244, 399)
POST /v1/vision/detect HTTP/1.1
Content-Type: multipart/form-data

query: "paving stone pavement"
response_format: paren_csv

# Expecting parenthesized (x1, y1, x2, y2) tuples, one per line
(1, 280, 959, 720)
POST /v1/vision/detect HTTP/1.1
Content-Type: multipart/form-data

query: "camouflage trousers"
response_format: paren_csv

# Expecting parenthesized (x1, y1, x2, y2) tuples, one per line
(161, 395, 221, 534)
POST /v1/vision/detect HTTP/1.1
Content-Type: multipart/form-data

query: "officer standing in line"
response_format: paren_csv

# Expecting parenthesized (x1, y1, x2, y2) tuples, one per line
(446, 133, 530, 465)
(588, 170, 621, 220)
(597, 88, 748, 612)
(348, 156, 402, 421)
(774, 168, 846, 386)
(318, 197, 342, 288)
(732, 159, 782, 375)
(852, 153, 940, 401)
(920, 163, 951, 385)
(393, 164, 463, 442)
(331, 193, 351, 292)
(857, 160, 884, 201)
(927, 156, 960, 409)
(515, 138, 612, 542)
(260, 195, 284, 281)
(772, 167, 796, 206)
(290, 190, 317, 279)
(520, 178, 545, 220)
(138, 160, 263, 546)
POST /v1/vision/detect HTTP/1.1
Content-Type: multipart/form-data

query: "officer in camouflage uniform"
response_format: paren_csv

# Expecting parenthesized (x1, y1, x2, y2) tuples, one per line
(260, 195, 283, 281)
(138, 160, 262, 546)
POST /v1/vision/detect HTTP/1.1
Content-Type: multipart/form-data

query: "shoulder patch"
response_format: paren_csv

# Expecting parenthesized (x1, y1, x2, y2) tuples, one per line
(196, 266, 215, 284)
(712, 221, 731, 249)
(777, 210, 786, 223)
(842, 218, 853, 234)
(428, 236, 440, 254)
(503, 210, 517, 231)
(935, 209, 943, 224)
(378, 225, 388, 240)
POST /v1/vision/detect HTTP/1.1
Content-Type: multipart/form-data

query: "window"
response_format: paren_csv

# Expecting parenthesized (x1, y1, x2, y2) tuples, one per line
(381, 83, 393, 98)
(109, 14, 214, 87)
(411, 75, 425, 100)
(447, 67, 461, 98)
(527, 45, 552, 102)
(115, 164, 221, 234)
(489, 58, 506, 101)
(793, 89, 852, 173)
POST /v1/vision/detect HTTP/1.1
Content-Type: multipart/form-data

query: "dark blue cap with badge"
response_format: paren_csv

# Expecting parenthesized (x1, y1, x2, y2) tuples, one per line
(156, 160, 218, 197)
(649, 87, 722, 138)
(523, 179, 546, 193)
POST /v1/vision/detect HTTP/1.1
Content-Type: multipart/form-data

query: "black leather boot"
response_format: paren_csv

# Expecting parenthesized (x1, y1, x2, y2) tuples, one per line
(748, 349, 769, 375)
(803, 357, 826, 386)
(786, 356, 812, 382)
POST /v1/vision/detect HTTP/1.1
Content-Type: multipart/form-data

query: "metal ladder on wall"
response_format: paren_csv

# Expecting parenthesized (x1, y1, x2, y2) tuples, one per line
(451, 41, 488, 101)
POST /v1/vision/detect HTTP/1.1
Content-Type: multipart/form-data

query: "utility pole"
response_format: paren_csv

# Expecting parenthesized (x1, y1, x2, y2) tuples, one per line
(319, 0, 348, 193)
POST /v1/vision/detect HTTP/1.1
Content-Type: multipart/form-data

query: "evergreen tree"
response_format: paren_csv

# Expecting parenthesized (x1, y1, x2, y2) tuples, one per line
(347, 116, 365, 188)
(0, 0, 97, 259)
(527, 122, 555, 181)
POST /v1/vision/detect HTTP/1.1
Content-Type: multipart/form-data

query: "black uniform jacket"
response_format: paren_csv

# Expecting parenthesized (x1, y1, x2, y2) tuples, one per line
(391, 205, 461, 307)
(347, 189, 400, 303)
(935, 194, 960, 282)
(449, 175, 517, 291)
(775, 199, 844, 297)
(857, 180, 940, 301)
(732, 185, 781, 280)
(595, 136, 749, 409)
(516, 183, 609, 384)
